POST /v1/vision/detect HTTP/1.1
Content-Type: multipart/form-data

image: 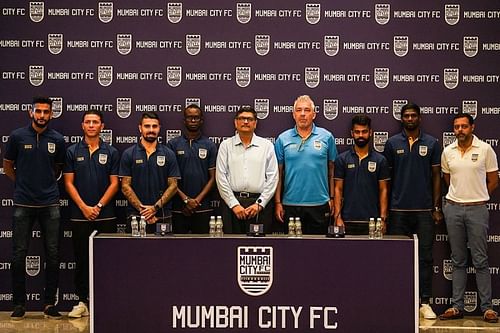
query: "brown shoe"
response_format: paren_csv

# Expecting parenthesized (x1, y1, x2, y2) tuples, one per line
(439, 307, 464, 320)
(483, 309, 499, 323)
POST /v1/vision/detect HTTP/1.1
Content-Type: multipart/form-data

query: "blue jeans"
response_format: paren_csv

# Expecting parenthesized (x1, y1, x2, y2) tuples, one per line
(444, 202, 492, 312)
(12, 206, 61, 307)
(387, 210, 435, 302)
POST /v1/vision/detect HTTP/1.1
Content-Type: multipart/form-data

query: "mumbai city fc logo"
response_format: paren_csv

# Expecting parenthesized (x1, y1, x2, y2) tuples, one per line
(186, 34, 201, 56)
(419, 145, 428, 157)
(98, 2, 113, 23)
(167, 3, 182, 23)
(166, 66, 182, 87)
(443, 68, 459, 89)
(463, 36, 478, 58)
(198, 148, 207, 159)
(442, 132, 456, 148)
(255, 35, 270, 56)
(464, 292, 477, 312)
(166, 129, 182, 142)
(373, 131, 388, 153)
(236, 3, 252, 24)
(26, 256, 41, 277)
(98, 65, 113, 87)
(368, 161, 377, 172)
(238, 246, 273, 296)
(462, 100, 478, 119)
(254, 98, 269, 119)
(98, 153, 108, 165)
(443, 259, 453, 280)
(116, 97, 132, 119)
(236, 66, 251, 88)
(29, 65, 44, 86)
(29, 2, 44, 23)
(305, 67, 320, 88)
(392, 99, 407, 120)
(324, 36, 339, 57)
(323, 99, 338, 120)
(185, 97, 200, 107)
(157, 155, 166, 167)
(445, 4, 460, 26)
(48, 34, 63, 55)
(374, 68, 389, 89)
(393, 36, 409, 57)
(305, 4, 321, 25)
(50, 97, 63, 118)
(375, 4, 390, 25)
(117, 34, 132, 55)
(100, 129, 113, 145)
(47, 142, 55, 153)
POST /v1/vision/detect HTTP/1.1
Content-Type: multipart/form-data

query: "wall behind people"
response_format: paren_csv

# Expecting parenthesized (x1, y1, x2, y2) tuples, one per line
(0, 0, 498, 313)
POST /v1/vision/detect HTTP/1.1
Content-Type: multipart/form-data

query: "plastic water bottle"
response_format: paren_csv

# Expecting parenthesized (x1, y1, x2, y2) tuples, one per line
(209, 216, 216, 237)
(215, 215, 223, 237)
(375, 218, 383, 239)
(139, 216, 147, 237)
(131, 216, 140, 237)
(288, 217, 296, 237)
(295, 217, 303, 237)
(369, 218, 376, 239)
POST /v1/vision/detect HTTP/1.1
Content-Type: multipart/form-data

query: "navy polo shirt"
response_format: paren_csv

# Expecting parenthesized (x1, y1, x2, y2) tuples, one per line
(383, 131, 441, 210)
(334, 148, 390, 220)
(119, 143, 180, 216)
(167, 134, 217, 211)
(64, 140, 120, 221)
(4, 125, 65, 206)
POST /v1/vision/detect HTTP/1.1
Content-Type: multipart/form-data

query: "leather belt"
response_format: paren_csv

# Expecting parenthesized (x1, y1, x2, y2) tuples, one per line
(234, 191, 260, 199)
(445, 199, 486, 207)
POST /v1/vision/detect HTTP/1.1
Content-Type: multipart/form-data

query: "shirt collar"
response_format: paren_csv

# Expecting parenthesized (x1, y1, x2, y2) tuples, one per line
(234, 133, 259, 147)
(292, 123, 317, 137)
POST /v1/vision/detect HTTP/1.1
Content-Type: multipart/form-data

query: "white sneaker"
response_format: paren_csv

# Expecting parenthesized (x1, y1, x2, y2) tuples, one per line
(68, 302, 89, 318)
(420, 304, 437, 319)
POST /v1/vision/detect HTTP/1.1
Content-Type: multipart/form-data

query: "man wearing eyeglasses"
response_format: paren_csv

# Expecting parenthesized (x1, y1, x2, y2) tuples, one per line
(274, 95, 338, 234)
(167, 104, 217, 234)
(216, 106, 278, 234)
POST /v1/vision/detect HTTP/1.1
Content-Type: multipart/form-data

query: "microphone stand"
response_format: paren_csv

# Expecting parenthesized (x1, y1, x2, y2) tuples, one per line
(247, 198, 265, 237)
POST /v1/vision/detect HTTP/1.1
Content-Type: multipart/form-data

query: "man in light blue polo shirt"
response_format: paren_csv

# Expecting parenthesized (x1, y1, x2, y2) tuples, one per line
(274, 95, 337, 234)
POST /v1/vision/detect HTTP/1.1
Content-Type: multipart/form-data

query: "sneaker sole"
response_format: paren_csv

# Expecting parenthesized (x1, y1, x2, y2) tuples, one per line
(44, 315, 62, 320)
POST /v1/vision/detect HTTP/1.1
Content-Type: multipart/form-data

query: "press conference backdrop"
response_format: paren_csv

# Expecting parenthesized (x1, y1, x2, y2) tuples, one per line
(0, 0, 499, 314)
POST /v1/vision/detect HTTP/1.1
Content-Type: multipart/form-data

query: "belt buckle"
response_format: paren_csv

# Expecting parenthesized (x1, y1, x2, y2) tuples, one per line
(239, 191, 250, 198)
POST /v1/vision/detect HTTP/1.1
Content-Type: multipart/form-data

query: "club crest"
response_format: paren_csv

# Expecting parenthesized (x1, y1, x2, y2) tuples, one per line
(444, 4, 460, 26)
(393, 36, 409, 57)
(443, 68, 459, 90)
(305, 4, 321, 25)
(157, 155, 166, 167)
(375, 4, 390, 25)
(305, 67, 320, 88)
(324, 36, 339, 57)
(254, 98, 269, 119)
(50, 97, 63, 118)
(26, 256, 41, 276)
(98, 153, 108, 165)
(323, 99, 338, 120)
(392, 99, 407, 120)
(98, 2, 113, 23)
(29, 2, 44, 23)
(98, 65, 113, 87)
(374, 68, 389, 89)
(186, 34, 201, 56)
(236, 3, 252, 24)
(166, 66, 182, 87)
(48, 34, 63, 55)
(167, 3, 183, 23)
(373, 132, 388, 153)
(255, 35, 270, 56)
(117, 34, 132, 55)
(463, 36, 478, 58)
(29, 65, 44, 86)
(237, 246, 273, 296)
(235, 67, 251, 88)
(116, 97, 132, 119)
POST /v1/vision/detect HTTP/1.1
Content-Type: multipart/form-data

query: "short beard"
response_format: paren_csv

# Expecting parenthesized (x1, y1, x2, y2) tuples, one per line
(143, 135, 157, 143)
(354, 138, 369, 148)
(33, 120, 48, 129)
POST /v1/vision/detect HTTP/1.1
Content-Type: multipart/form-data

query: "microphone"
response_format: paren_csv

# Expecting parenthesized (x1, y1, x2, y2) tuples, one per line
(247, 198, 265, 237)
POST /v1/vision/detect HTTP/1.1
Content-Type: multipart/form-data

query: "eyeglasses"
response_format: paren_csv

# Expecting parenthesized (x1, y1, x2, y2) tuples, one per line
(236, 116, 256, 122)
(185, 116, 201, 122)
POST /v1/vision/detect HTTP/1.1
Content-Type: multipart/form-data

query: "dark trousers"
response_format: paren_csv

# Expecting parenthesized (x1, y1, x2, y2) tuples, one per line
(12, 206, 61, 307)
(172, 211, 212, 234)
(222, 198, 273, 234)
(71, 219, 115, 303)
(283, 203, 331, 235)
(387, 210, 435, 302)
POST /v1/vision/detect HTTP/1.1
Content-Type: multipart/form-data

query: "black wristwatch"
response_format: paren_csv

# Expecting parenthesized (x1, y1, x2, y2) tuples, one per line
(154, 203, 161, 211)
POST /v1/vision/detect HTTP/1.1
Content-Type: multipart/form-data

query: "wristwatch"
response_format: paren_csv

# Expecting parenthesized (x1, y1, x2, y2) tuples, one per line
(183, 197, 190, 204)
(97, 202, 103, 209)
(154, 203, 161, 211)
(434, 207, 441, 212)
